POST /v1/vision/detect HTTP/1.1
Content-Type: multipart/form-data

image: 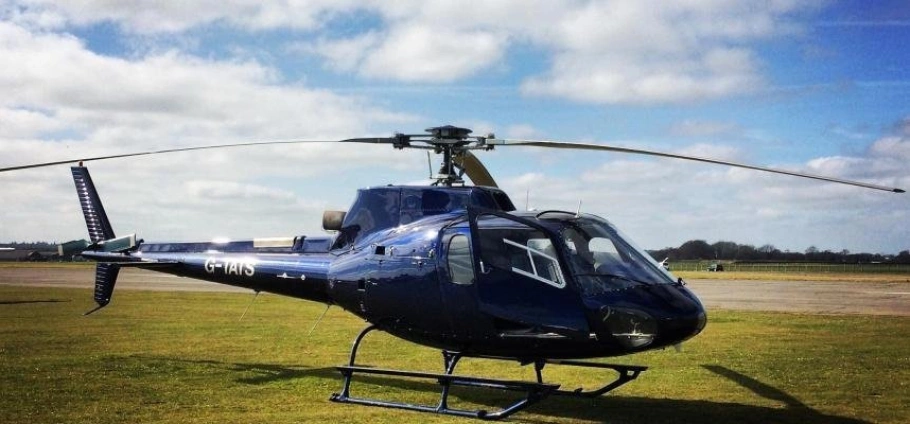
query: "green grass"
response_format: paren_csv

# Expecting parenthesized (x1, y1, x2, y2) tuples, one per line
(1, 286, 908, 424)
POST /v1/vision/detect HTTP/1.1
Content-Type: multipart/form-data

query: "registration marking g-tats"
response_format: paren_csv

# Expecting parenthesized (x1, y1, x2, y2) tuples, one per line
(204, 257, 256, 277)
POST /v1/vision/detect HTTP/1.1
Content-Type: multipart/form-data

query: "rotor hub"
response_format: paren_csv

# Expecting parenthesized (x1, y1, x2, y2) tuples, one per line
(426, 125, 472, 140)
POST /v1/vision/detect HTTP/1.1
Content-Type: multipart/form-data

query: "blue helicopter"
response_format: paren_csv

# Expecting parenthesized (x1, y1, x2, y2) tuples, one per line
(2, 125, 904, 419)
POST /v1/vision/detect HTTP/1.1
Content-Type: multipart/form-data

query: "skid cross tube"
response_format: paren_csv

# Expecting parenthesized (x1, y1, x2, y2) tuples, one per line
(329, 326, 648, 420)
(332, 365, 559, 419)
(329, 326, 557, 419)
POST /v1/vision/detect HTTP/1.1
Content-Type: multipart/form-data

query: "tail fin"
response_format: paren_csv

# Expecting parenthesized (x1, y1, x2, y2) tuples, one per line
(71, 166, 115, 243)
(71, 166, 120, 314)
(85, 263, 120, 315)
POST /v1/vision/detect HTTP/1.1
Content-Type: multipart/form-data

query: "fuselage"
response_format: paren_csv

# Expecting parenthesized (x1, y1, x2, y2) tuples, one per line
(84, 185, 706, 359)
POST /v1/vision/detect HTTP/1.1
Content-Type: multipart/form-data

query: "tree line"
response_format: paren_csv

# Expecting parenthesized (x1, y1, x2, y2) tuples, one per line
(647, 240, 910, 264)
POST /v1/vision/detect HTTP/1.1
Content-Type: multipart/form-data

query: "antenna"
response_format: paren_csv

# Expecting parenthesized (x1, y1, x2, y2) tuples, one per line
(239, 290, 260, 321)
(308, 304, 332, 335)
(575, 199, 583, 217)
(426, 151, 433, 180)
(525, 188, 530, 211)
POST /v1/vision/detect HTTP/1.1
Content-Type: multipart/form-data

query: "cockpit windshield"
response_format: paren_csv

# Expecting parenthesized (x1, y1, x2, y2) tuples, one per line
(557, 215, 675, 296)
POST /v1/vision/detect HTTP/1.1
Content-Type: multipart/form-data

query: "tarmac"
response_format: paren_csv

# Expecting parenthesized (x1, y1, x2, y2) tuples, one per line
(1, 266, 909, 316)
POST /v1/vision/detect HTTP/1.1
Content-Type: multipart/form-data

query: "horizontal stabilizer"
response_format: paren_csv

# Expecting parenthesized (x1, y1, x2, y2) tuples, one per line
(94, 234, 138, 253)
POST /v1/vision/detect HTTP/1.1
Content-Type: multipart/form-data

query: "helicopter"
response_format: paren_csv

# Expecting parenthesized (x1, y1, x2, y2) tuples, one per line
(1, 125, 904, 420)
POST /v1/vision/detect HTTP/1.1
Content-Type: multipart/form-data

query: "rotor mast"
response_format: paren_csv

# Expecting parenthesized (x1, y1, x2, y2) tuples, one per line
(424, 125, 488, 186)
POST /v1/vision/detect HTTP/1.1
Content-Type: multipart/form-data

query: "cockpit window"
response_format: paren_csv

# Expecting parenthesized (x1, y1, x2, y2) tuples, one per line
(589, 237, 621, 269)
(474, 212, 670, 296)
(560, 216, 674, 296)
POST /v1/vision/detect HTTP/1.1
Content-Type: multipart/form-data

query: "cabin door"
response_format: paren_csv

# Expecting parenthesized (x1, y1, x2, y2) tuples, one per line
(437, 229, 487, 338)
(469, 211, 589, 338)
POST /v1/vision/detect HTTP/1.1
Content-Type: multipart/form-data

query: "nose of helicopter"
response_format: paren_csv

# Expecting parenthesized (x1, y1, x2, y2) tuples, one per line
(587, 284, 706, 351)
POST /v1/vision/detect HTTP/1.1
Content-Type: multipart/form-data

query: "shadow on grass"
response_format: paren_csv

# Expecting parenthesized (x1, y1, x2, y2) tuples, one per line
(0, 299, 71, 305)
(128, 355, 338, 385)
(128, 356, 868, 424)
(523, 365, 869, 424)
(703, 364, 808, 408)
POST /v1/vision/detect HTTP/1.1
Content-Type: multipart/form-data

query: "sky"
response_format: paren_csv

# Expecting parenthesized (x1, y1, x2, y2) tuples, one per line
(0, 0, 908, 254)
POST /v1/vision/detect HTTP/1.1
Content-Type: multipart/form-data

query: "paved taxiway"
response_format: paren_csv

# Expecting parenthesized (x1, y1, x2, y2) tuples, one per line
(1, 266, 908, 316)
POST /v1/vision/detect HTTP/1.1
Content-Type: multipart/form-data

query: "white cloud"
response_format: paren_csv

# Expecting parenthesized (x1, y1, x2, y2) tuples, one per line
(304, 31, 381, 73)
(870, 136, 910, 161)
(309, 25, 508, 82)
(0, 21, 412, 140)
(520, 0, 805, 104)
(359, 25, 508, 82)
(675, 143, 744, 162)
(3, 0, 360, 33)
(0, 19, 421, 242)
(0, 108, 65, 138)
(487, 124, 909, 253)
(5, 1, 818, 105)
(185, 180, 297, 201)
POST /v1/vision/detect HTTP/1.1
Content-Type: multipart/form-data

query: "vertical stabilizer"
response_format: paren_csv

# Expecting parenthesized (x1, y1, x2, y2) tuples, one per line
(71, 166, 121, 314)
(85, 263, 120, 315)
(71, 166, 115, 243)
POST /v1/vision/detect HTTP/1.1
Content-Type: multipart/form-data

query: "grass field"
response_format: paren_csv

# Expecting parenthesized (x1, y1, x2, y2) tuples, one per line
(1, 285, 909, 424)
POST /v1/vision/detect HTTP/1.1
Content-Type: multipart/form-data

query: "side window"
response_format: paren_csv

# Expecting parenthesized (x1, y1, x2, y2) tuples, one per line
(447, 235, 475, 285)
(503, 237, 566, 288)
(475, 214, 567, 289)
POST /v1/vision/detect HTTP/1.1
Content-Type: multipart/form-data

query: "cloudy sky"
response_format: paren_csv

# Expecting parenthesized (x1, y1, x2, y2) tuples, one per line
(1, 0, 908, 254)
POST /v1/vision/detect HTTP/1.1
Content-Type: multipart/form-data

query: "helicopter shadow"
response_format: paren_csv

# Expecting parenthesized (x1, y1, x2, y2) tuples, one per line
(126, 355, 339, 385)
(523, 364, 869, 424)
(127, 356, 868, 424)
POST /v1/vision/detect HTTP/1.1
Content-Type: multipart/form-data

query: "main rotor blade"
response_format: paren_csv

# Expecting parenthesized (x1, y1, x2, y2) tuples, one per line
(454, 151, 498, 188)
(489, 139, 905, 193)
(0, 138, 391, 173)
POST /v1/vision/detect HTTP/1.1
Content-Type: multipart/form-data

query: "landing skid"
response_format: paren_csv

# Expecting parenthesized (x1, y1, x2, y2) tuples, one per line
(540, 359, 647, 397)
(329, 325, 648, 420)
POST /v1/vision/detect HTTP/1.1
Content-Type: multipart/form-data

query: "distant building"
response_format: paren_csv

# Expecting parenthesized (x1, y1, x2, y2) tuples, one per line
(0, 249, 27, 261)
(0, 249, 53, 262)
(26, 251, 49, 262)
